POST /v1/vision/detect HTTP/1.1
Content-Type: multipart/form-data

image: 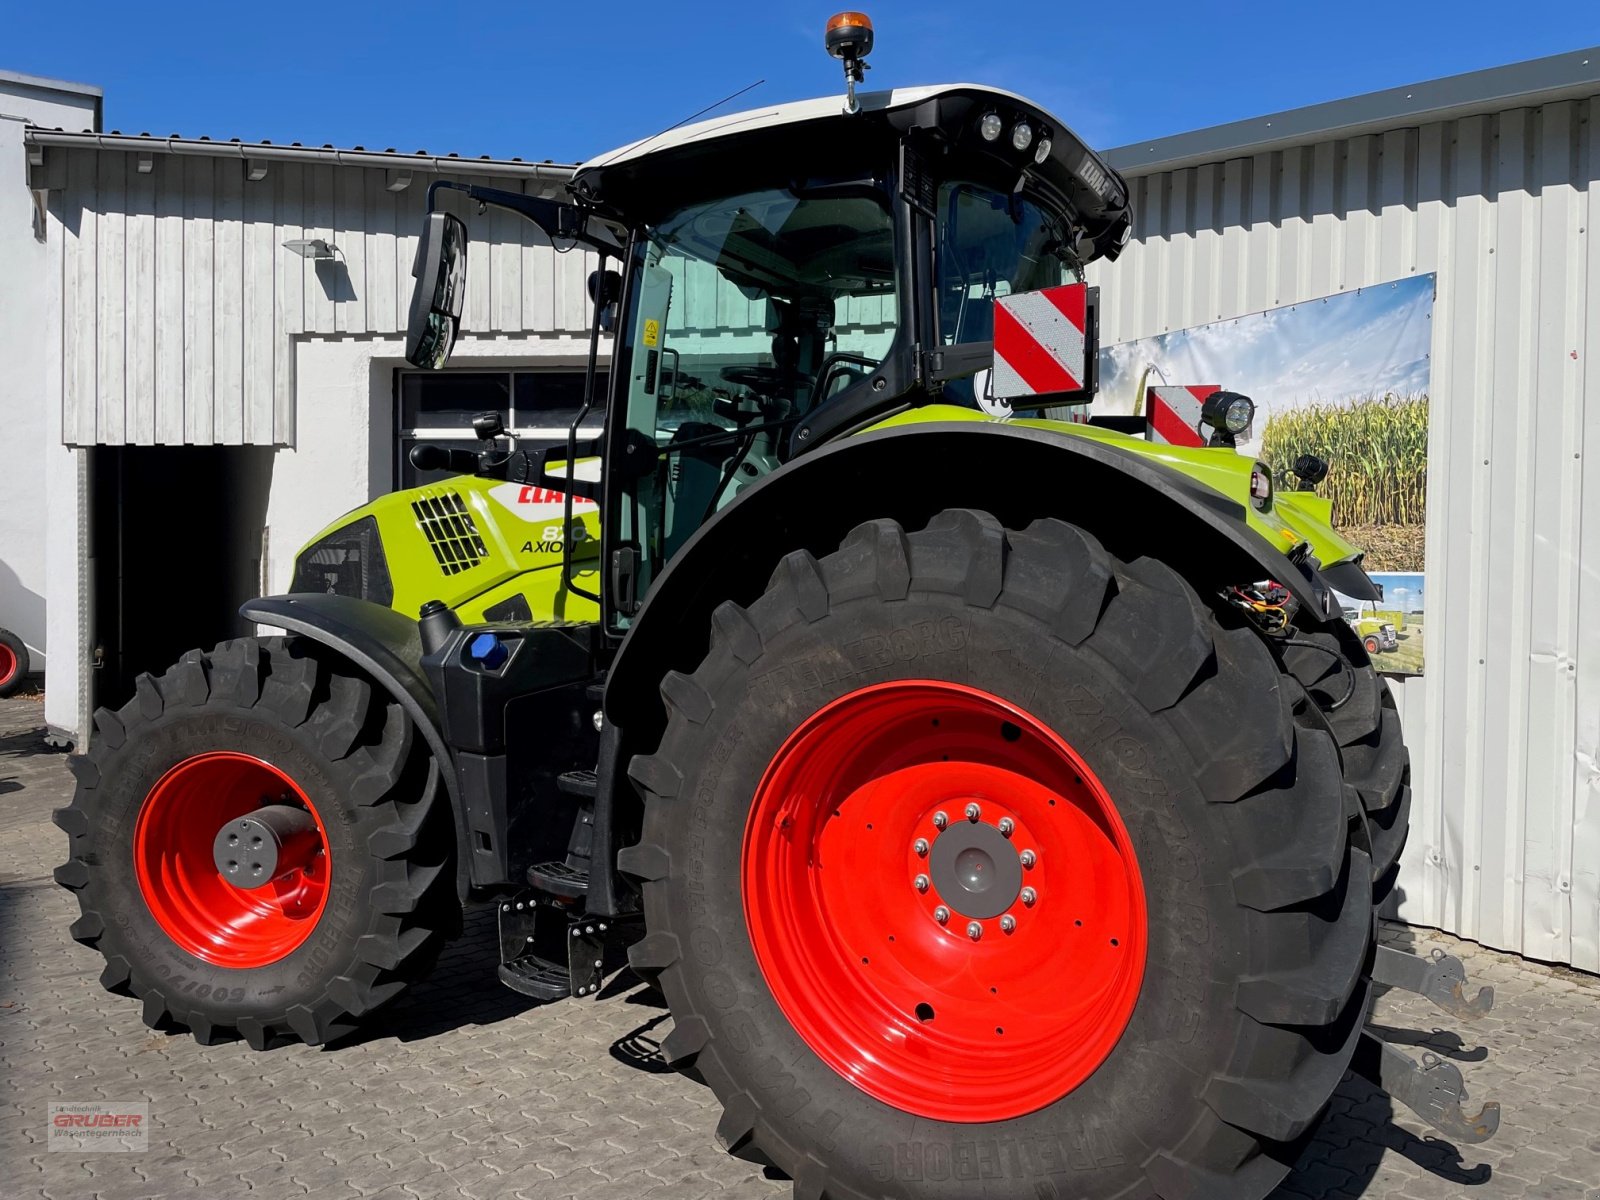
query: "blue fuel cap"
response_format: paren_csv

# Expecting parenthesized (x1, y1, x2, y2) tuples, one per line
(467, 632, 509, 670)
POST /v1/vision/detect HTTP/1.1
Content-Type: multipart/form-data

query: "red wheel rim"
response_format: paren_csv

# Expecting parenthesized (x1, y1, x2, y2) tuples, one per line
(0, 643, 16, 687)
(742, 681, 1146, 1122)
(134, 752, 331, 968)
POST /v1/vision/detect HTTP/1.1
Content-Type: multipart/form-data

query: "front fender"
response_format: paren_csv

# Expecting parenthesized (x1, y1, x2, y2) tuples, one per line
(240, 593, 471, 900)
(605, 420, 1352, 740)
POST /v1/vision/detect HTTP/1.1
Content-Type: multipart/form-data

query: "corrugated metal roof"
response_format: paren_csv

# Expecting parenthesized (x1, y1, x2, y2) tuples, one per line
(1104, 45, 1600, 175)
(25, 128, 576, 182)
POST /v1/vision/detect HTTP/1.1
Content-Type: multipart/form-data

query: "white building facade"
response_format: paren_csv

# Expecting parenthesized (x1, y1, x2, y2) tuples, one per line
(5, 48, 1600, 968)
(1089, 47, 1600, 970)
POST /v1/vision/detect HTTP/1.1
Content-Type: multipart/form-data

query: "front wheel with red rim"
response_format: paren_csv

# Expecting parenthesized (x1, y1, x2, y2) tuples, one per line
(56, 636, 459, 1048)
(624, 512, 1376, 1200)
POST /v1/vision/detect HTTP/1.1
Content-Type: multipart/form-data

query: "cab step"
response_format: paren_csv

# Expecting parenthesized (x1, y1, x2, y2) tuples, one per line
(558, 769, 598, 799)
(497, 953, 572, 1001)
(527, 860, 589, 898)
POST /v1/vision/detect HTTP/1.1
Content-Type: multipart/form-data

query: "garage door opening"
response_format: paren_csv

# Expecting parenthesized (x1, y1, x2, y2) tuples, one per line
(89, 445, 274, 710)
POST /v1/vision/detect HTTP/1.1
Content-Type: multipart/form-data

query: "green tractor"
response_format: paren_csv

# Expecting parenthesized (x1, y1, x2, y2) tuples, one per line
(56, 16, 1497, 1199)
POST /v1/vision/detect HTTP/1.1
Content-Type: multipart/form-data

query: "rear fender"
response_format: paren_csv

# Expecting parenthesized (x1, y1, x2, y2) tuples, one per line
(240, 594, 472, 901)
(605, 420, 1357, 750)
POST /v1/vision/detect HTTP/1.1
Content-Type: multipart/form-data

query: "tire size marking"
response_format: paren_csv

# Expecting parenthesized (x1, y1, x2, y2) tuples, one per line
(870, 1121, 1124, 1185)
(151, 964, 245, 1002)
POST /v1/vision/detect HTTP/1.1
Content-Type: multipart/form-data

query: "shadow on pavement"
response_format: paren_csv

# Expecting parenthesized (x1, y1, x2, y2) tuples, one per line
(337, 902, 537, 1046)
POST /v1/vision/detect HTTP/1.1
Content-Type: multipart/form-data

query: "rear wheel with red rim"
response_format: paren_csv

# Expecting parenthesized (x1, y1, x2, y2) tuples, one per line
(623, 511, 1376, 1200)
(743, 680, 1145, 1122)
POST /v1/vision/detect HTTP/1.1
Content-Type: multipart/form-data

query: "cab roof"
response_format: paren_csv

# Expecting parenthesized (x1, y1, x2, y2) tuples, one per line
(571, 83, 1133, 263)
(583, 84, 1043, 170)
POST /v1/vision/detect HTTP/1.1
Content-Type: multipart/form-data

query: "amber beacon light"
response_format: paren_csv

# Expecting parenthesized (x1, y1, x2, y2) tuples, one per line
(825, 12, 875, 113)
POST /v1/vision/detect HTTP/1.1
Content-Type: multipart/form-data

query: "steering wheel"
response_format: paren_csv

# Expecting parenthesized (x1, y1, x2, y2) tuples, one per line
(720, 365, 812, 395)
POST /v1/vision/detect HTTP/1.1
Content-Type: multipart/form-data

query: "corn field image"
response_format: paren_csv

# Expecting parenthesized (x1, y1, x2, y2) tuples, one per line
(1259, 392, 1427, 526)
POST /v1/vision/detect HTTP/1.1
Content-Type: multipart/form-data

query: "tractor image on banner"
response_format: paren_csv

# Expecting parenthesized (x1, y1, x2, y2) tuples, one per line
(55, 16, 1490, 1200)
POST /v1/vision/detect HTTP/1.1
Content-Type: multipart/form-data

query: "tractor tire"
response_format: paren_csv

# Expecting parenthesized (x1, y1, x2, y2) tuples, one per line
(54, 636, 459, 1048)
(1363, 634, 1380, 655)
(622, 511, 1375, 1200)
(0, 626, 28, 696)
(1279, 627, 1410, 905)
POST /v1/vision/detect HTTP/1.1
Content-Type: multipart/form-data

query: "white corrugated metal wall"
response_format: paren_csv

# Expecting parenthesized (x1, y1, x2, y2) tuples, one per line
(44, 147, 598, 447)
(1088, 94, 1600, 970)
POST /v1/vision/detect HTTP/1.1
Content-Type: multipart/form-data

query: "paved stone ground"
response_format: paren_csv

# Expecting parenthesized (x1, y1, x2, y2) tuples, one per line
(3, 691, 1598, 1200)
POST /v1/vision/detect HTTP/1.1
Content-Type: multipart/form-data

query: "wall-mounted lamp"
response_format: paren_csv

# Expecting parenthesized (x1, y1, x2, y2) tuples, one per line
(282, 238, 339, 260)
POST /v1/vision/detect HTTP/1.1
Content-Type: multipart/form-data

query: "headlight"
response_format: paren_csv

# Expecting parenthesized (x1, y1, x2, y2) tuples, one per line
(291, 516, 394, 606)
(1033, 136, 1052, 164)
(1249, 462, 1273, 510)
(1202, 390, 1255, 434)
(978, 112, 1003, 141)
(1011, 121, 1034, 152)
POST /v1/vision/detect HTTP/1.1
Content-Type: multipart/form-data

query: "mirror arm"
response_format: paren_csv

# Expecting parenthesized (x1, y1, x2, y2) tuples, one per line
(425, 180, 622, 254)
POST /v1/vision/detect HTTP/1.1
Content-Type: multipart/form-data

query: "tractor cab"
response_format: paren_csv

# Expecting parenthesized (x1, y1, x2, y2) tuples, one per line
(405, 56, 1134, 631)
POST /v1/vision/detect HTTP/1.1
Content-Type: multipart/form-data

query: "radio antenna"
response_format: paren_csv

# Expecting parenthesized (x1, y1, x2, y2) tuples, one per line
(624, 79, 766, 160)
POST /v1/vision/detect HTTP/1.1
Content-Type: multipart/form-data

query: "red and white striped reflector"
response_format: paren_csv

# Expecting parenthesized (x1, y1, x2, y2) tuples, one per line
(1146, 385, 1219, 447)
(992, 283, 1088, 401)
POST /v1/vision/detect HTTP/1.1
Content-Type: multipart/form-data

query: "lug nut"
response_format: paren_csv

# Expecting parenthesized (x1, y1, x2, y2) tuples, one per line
(1020, 849, 1036, 869)
(914, 874, 930, 893)
(932, 811, 949, 830)
(998, 817, 1015, 837)
(965, 802, 981, 822)
(1021, 887, 1037, 907)
(1000, 915, 1017, 933)
(914, 838, 930, 857)
(933, 905, 950, 925)
(966, 921, 983, 941)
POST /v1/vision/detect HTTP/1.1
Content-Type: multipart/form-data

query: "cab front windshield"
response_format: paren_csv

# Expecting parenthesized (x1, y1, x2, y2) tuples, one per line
(617, 184, 898, 576)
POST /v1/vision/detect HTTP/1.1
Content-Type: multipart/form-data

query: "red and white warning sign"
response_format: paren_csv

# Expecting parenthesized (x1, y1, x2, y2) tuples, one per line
(1145, 385, 1220, 447)
(992, 283, 1089, 401)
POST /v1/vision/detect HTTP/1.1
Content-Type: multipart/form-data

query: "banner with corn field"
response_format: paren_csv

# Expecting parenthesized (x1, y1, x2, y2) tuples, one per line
(1094, 275, 1435, 674)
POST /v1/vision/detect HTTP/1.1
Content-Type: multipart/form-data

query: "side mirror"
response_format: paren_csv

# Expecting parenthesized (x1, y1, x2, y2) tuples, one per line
(588, 268, 622, 333)
(405, 211, 468, 369)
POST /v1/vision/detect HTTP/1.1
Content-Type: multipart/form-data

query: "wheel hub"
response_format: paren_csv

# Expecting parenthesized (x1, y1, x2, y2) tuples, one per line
(211, 804, 320, 890)
(925, 812, 1023, 920)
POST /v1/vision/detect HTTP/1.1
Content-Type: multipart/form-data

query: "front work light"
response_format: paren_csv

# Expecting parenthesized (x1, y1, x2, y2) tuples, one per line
(979, 112, 1004, 141)
(1201, 390, 1255, 434)
(1011, 121, 1034, 152)
(1292, 453, 1329, 489)
(1033, 136, 1052, 164)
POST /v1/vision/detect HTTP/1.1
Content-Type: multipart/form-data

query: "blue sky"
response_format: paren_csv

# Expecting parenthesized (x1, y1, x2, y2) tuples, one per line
(11, 2, 1597, 162)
